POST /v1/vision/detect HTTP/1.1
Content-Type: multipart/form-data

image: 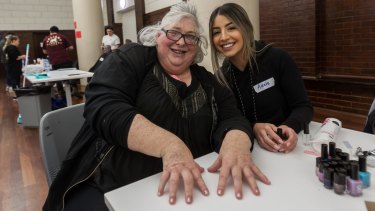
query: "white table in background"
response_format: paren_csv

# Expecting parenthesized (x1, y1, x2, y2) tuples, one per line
(104, 122, 375, 211)
(24, 69, 93, 106)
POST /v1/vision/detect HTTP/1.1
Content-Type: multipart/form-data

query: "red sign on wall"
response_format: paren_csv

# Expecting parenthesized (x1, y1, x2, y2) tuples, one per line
(75, 31, 82, 38)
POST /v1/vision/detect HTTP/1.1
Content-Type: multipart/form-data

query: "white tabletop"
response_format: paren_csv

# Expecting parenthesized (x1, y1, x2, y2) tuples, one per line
(104, 122, 375, 211)
(24, 69, 93, 84)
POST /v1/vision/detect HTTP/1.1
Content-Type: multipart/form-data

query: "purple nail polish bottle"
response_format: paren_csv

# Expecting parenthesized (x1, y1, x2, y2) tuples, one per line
(318, 163, 329, 183)
(347, 163, 362, 196)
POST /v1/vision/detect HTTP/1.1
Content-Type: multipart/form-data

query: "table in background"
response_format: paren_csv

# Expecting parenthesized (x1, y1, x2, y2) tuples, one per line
(24, 69, 93, 106)
(104, 122, 375, 211)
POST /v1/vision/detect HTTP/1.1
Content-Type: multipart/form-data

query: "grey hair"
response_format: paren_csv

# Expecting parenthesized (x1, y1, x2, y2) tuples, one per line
(138, 2, 207, 64)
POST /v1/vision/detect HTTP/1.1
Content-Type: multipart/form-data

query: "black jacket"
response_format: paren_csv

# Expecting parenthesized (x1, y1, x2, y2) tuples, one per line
(222, 41, 313, 133)
(43, 43, 253, 210)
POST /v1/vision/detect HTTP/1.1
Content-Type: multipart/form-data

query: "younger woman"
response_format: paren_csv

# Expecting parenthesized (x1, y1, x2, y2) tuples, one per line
(209, 3, 313, 153)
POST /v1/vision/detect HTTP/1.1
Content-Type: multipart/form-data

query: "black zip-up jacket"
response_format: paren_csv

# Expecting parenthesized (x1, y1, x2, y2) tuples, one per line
(222, 40, 313, 133)
(43, 43, 253, 210)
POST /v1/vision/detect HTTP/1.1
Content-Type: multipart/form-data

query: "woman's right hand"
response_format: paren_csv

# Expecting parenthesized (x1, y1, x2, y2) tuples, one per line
(158, 141, 209, 205)
(253, 123, 284, 152)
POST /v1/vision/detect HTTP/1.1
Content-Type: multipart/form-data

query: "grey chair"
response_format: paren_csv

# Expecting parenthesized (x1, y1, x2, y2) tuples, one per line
(39, 103, 85, 186)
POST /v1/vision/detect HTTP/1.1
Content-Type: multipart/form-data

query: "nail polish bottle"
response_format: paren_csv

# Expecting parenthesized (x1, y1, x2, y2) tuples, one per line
(277, 128, 285, 141)
(334, 172, 346, 194)
(335, 148, 342, 155)
(324, 167, 334, 189)
(347, 163, 362, 196)
(358, 155, 371, 188)
(303, 123, 311, 146)
(321, 144, 329, 161)
(329, 142, 336, 158)
(315, 157, 321, 176)
(339, 152, 349, 161)
(318, 163, 329, 182)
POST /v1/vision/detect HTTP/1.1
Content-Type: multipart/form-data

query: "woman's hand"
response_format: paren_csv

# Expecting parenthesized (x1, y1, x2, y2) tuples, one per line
(158, 141, 209, 205)
(277, 125, 298, 153)
(253, 123, 284, 152)
(253, 123, 298, 153)
(208, 130, 270, 199)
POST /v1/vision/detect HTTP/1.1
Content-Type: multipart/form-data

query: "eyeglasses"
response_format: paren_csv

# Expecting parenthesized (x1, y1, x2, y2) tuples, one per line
(161, 29, 200, 45)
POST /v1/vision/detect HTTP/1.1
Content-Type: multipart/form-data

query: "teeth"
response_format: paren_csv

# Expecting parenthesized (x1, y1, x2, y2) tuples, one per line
(172, 49, 185, 54)
(222, 43, 234, 48)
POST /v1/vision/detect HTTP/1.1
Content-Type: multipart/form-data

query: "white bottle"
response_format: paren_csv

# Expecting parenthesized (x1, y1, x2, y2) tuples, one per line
(43, 58, 51, 72)
(311, 118, 342, 152)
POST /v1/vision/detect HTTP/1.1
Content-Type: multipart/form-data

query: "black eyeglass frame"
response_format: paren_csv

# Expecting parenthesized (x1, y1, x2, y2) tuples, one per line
(161, 29, 200, 45)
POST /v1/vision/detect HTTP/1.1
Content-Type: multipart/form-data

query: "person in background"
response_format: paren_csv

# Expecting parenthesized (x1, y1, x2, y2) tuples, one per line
(101, 25, 121, 51)
(364, 99, 375, 134)
(1, 32, 14, 92)
(87, 45, 112, 82)
(209, 3, 313, 153)
(43, 3, 270, 210)
(3, 35, 26, 91)
(42, 26, 81, 98)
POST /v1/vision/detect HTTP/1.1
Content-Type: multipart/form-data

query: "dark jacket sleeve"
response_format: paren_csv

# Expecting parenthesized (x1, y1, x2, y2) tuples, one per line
(277, 49, 313, 133)
(83, 44, 157, 148)
(209, 72, 254, 152)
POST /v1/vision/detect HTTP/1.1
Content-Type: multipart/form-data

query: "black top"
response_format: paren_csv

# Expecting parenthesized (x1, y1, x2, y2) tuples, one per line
(43, 43, 253, 210)
(4, 45, 22, 76)
(223, 41, 313, 133)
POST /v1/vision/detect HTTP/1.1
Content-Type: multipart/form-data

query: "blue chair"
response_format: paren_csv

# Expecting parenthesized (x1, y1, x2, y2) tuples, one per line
(39, 103, 85, 186)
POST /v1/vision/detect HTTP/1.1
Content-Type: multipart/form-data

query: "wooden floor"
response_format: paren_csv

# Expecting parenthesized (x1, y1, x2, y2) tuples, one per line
(0, 72, 368, 211)
(0, 72, 84, 211)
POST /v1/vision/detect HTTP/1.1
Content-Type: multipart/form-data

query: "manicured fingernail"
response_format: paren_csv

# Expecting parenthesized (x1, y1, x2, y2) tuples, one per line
(254, 188, 260, 195)
(169, 197, 175, 204)
(186, 196, 192, 204)
(203, 189, 209, 196)
(157, 191, 161, 196)
(217, 189, 223, 195)
(236, 192, 242, 199)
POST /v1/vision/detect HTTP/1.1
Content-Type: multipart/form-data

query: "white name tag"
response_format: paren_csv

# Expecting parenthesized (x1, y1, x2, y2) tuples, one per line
(253, 77, 275, 93)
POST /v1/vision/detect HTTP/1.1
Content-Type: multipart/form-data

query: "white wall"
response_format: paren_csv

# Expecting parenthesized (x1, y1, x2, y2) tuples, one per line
(0, 0, 74, 30)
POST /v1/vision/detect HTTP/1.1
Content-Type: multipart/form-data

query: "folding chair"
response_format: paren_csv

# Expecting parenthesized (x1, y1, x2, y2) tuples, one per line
(39, 103, 85, 186)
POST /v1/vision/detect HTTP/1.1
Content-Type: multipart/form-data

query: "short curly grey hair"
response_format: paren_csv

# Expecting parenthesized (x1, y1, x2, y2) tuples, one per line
(138, 2, 207, 64)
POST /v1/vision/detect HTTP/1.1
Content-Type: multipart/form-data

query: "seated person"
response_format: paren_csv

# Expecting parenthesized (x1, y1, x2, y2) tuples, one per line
(364, 99, 375, 134)
(42, 3, 270, 211)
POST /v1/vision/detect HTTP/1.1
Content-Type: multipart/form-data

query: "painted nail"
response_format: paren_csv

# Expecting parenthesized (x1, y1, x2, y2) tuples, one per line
(186, 196, 192, 204)
(217, 189, 223, 195)
(169, 197, 175, 204)
(236, 192, 242, 199)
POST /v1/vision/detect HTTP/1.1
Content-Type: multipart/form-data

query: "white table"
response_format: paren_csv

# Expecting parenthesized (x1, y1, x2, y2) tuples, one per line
(24, 69, 93, 106)
(104, 122, 375, 211)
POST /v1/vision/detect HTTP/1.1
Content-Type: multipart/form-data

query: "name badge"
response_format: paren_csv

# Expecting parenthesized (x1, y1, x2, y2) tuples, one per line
(253, 77, 275, 93)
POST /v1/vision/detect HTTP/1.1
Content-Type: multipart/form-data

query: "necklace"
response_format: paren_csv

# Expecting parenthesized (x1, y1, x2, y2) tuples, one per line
(229, 62, 257, 121)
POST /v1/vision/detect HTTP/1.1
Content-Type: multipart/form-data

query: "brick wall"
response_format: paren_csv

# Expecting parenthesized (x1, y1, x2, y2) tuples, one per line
(260, 0, 375, 116)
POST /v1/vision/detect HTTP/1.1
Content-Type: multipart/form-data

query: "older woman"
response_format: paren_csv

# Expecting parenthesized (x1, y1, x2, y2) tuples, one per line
(43, 3, 270, 210)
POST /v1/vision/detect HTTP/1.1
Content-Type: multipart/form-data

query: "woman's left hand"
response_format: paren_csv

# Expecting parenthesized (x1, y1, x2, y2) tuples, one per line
(208, 130, 271, 199)
(277, 125, 298, 153)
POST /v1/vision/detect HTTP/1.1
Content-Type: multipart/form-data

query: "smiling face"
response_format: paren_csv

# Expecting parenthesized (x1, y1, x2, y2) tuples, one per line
(156, 17, 198, 75)
(211, 15, 244, 62)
